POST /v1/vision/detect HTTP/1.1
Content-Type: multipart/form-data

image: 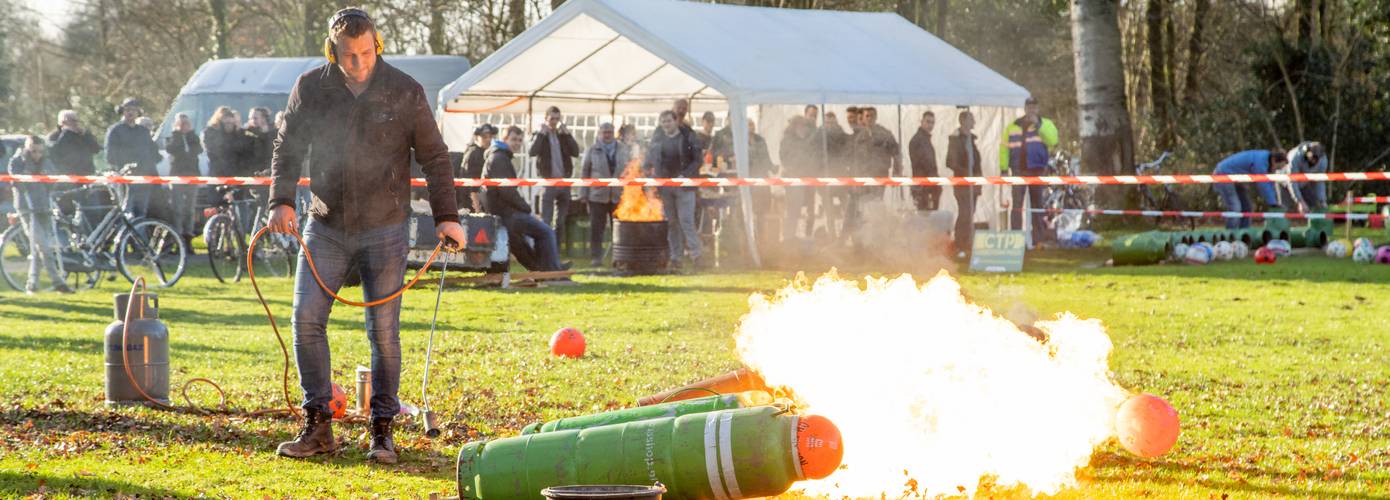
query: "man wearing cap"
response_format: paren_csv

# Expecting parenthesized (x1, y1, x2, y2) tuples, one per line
(1285, 141, 1328, 212)
(1000, 96, 1058, 245)
(266, 7, 465, 465)
(105, 98, 161, 218)
(458, 124, 496, 212)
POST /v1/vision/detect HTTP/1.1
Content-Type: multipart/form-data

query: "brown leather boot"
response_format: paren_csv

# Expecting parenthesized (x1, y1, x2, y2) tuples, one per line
(276, 408, 337, 458)
(366, 416, 398, 464)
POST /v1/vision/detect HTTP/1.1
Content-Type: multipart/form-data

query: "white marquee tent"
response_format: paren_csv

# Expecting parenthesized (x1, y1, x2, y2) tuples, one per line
(436, 0, 1032, 264)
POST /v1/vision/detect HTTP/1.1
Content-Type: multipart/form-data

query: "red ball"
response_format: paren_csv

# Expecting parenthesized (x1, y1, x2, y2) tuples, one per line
(1254, 246, 1277, 264)
(1115, 394, 1180, 458)
(549, 327, 586, 358)
(329, 383, 347, 420)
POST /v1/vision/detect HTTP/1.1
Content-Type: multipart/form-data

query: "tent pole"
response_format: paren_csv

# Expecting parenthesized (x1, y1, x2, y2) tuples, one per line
(896, 102, 905, 208)
(730, 98, 761, 267)
(818, 98, 830, 239)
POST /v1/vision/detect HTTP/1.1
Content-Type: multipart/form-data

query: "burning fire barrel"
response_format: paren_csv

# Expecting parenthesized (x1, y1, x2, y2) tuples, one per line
(612, 220, 669, 273)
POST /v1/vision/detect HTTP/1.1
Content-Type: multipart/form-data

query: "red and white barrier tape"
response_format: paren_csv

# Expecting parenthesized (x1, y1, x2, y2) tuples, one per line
(1027, 208, 1388, 221)
(2, 171, 1389, 188)
(1349, 196, 1390, 204)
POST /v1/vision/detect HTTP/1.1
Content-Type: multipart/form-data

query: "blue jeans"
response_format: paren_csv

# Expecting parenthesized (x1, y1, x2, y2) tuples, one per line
(1011, 182, 1049, 242)
(1295, 182, 1326, 210)
(291, 218, 408, 418)
(19, 211, 64, 290)
(502, 212, 563, 271)
(660, 188, 700, 262)
(124, 185, 153, 219)
(1214, 183, 1254, 229)
(541, 187, 570, 247)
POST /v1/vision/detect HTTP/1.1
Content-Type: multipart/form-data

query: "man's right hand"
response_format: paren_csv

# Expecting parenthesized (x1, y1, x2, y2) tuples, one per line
(268, 205, 298, 235)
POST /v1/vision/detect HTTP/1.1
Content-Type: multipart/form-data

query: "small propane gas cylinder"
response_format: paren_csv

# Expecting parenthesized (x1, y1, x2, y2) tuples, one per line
(104, 292, 169, 406)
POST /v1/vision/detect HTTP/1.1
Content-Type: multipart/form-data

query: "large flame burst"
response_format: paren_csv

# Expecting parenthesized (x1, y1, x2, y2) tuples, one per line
(736, 271, 1129, 497)
(614, 159, 663, 222)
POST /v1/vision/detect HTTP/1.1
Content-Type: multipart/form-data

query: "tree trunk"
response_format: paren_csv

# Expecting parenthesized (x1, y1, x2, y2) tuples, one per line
(934, 0, 948, 36)
(1295, 0, 1313, 45)
(428, 0, 448, 55)
(1145, 0, 1171, 149)
(508, 0, 527, 37)
(303, 0, 329, 57)
(209, 0, 229, 59)
(1072, 0, 1135, 206)
(1181, 0, 1210, 102)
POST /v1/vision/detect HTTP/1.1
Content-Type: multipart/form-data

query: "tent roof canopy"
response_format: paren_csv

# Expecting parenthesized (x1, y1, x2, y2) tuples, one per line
(439, 0, 1029, 115)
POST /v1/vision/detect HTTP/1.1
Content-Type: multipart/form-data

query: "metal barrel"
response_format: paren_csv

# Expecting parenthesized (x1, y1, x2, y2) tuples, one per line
(457, 406, 843, 500)
(1262, 219, 1292, 242)
(523, 391, 773, 435)
(612, 220, 670, 273)
(1111, 232, 1172, 266)
(637, 369, 767, 407)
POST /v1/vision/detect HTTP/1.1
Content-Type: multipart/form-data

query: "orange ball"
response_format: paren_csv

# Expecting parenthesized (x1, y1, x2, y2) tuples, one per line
(549, 327, 586, 358)
(795, 414, 844, 480)
(1115, 394, 1180, 458)
(329, 383, 347, 420)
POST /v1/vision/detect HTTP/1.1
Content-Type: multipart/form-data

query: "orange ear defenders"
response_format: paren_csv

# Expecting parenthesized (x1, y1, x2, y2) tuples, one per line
(323, 8, 384, 64)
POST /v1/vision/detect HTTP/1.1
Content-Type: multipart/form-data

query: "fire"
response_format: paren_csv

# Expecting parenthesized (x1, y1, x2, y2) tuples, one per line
(735, 271, 1129, 497)
(614, 159, 663, 222)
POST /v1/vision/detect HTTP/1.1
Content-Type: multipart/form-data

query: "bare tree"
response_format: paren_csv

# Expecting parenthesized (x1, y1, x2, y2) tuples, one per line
(1071, 0, 1135, 190)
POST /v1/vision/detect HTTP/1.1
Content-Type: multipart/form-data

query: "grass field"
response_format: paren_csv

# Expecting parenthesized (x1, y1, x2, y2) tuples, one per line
(1, 241, 1388, 498)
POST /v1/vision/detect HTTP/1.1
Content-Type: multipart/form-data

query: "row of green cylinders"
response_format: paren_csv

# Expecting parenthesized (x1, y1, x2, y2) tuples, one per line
(457, 392, 842, 500)
(1112, 219, 1333, 265)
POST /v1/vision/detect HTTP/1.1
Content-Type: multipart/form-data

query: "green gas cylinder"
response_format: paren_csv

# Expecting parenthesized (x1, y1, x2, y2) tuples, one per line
(522, 391, 773, 435)
(457, 406, 843, 500)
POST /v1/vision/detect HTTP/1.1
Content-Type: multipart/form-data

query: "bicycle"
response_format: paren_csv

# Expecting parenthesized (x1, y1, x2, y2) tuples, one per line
(0, 170, 189, 290)
(203, 186, 296, 283)
(1137, 151, 1178, 213)
(1041, 150, 1094, 236)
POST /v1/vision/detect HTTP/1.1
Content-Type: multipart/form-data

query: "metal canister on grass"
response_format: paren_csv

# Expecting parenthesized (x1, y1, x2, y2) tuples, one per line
(522, 391, 773, 435)
(456, 406, 843, 500)
(356, 365, 372, 414)
(104, 293, 170, 406)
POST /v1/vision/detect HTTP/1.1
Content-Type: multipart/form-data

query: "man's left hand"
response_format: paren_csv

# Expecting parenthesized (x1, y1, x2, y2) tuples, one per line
(436, 221, 466, 251)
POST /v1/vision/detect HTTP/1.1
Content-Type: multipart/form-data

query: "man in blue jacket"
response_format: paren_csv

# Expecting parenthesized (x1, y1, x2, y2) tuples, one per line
(1213, 149, 1286, 229)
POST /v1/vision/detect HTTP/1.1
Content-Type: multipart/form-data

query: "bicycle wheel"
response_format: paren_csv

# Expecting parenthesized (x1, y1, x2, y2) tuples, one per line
(117, 219, 188, 288)
(66, 268, 103, 290)
(205, 214, 244, 283)
(250, 233, 295, 278)
(0, 225, 31, 291)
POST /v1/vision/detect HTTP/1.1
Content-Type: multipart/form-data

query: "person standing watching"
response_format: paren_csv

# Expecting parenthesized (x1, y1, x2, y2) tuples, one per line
(47, 110, 102, 213)
(458, 124, 495, 212)
(203, 107, 250, 229)
(529, 106, 580, 246)
(203, 107, 246, 178)
(1286, 141, 1327, 212)
(49, 110, 101, 177)
(8, 137, 74, 294)
(1213, 149, 1286, 229)
(243, 107, 277, 208)
(266, 7, 465, 465)
(165, 113, 203, 243)
(780, 116, 822, 243)
(485, 126, 565, 272)
(908, 110, 940, 211)
(645, 110, 703, 269)
(1000, 96, 1058, 245)
(579, 122, 630, 266)
(105, 98, 160, 218)
(947, 110, 981, 259)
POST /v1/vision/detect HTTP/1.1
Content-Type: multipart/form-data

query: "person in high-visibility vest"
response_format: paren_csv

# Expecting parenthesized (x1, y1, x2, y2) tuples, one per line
(999, 96, 1058, 245)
